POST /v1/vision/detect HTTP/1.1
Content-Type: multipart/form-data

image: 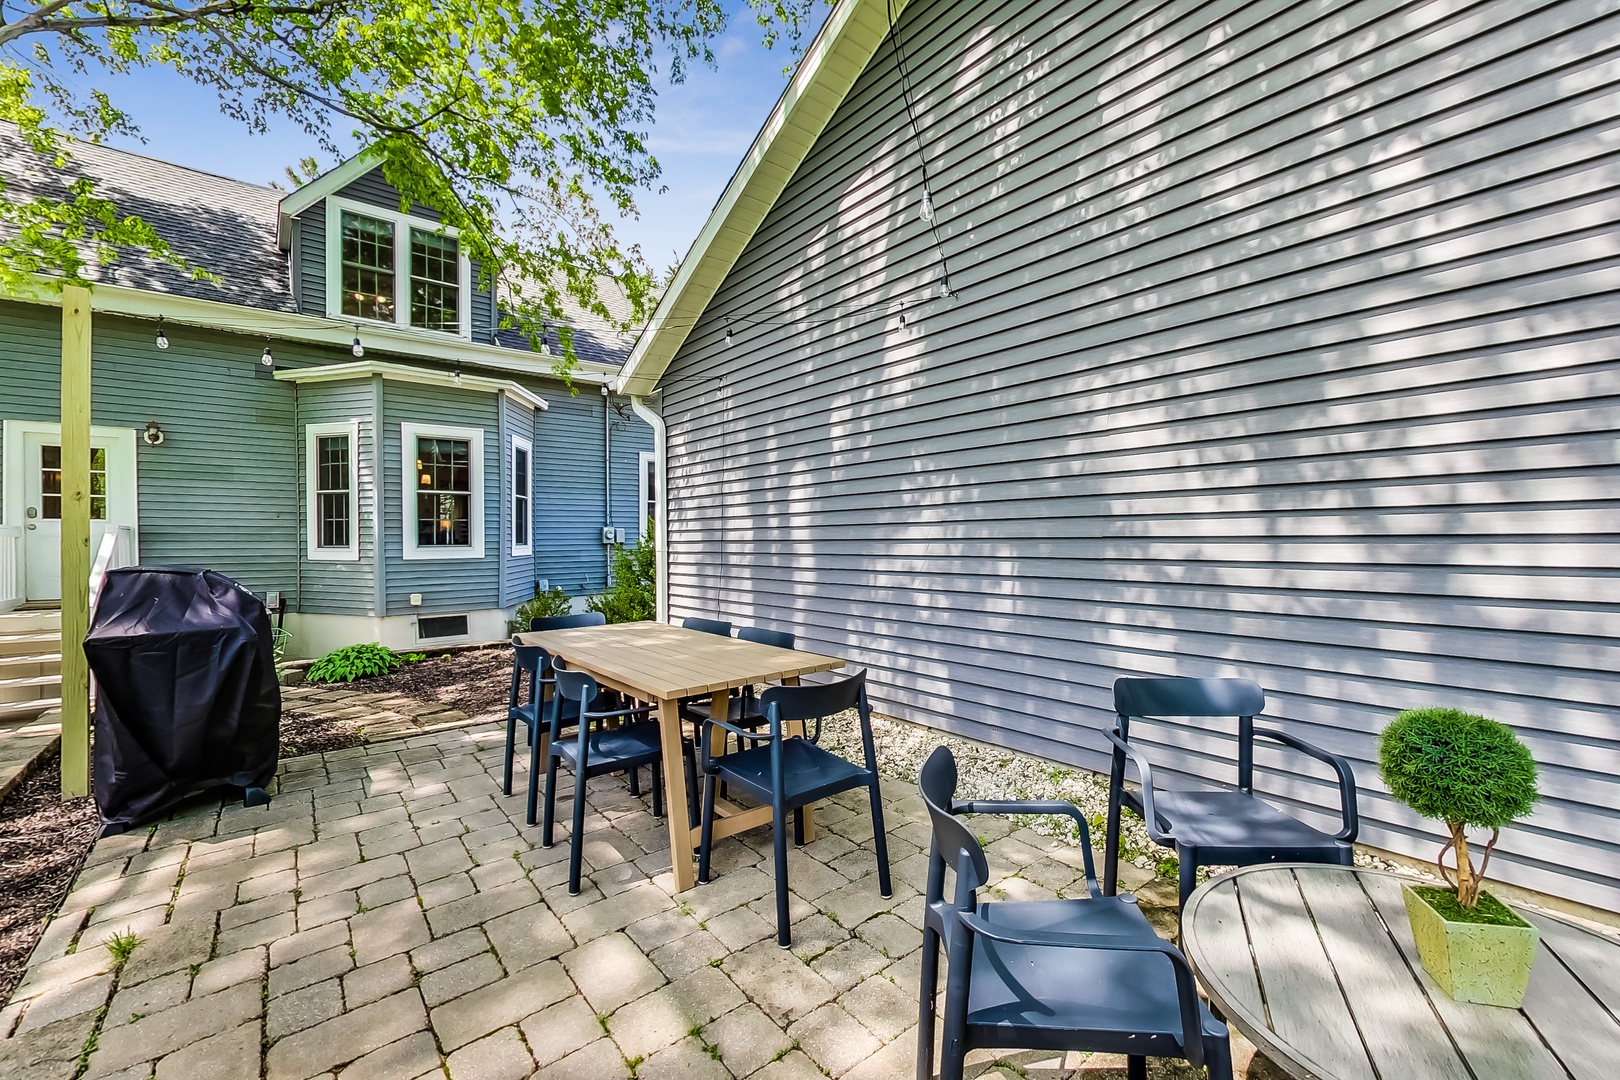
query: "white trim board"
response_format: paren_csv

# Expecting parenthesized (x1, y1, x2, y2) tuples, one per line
(275, 150, 381, 242)
(304, 420, 362, 562)
(510, 433, 533, 557)
(276, 360, 548, 412)
(2, 280, 621, 385)
(400, 422, 485, 562)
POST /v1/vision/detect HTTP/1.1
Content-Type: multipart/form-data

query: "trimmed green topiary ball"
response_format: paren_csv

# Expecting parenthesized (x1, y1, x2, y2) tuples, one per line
(1378, 707, 1538, 828)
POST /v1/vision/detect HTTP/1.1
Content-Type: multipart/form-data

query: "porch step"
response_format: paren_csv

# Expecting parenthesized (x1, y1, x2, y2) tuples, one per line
(0, 673, 62, 704)
(0, 696, 61, 722)
(0, 609, 61, 634)
(0, 631, 60, 658)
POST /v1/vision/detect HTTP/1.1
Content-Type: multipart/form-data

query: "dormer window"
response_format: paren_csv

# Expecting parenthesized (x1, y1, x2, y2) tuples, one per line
(326, 196, 470, 337)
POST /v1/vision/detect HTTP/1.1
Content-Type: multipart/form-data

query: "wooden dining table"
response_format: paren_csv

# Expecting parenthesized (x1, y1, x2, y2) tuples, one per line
(514, 621, 846, 891)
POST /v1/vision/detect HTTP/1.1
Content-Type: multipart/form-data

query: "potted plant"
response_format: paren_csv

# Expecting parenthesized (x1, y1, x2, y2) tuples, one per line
(1379, 707, 1540, 1007)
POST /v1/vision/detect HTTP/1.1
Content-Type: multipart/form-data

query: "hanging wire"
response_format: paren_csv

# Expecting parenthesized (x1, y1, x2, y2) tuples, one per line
(887, 0, 956, 297)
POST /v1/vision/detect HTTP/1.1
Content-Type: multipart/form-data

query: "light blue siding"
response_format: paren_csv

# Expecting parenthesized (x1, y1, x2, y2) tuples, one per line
(295, 380, 378, 615)
(378, 381, 501, 616)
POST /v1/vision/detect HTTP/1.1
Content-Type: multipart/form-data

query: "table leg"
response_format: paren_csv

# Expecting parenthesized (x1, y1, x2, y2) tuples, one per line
(658, 696, 696, 892)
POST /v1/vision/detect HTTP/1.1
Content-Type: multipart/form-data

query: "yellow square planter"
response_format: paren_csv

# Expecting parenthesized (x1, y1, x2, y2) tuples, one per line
(1403, 884, 1540, 1007)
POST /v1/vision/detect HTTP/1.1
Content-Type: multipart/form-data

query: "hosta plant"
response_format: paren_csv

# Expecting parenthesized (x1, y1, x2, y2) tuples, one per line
(307, 643, 403, 684)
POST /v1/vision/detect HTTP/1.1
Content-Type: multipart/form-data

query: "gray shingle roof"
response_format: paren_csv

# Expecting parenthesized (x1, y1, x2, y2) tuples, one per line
(0, 125, 638, 367)
(1, 123, 292, 311)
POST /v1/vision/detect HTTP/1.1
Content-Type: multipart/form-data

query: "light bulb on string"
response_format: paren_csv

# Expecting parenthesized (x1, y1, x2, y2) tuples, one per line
(540, 324, 552, 356)
(155, 316, 169, 350)
(351, 330, 364, 358)
(452, 366, 462, 386)
(918, 188, 935, 222)
(724, 321, 734, 347)
(261, 343, 274, 368)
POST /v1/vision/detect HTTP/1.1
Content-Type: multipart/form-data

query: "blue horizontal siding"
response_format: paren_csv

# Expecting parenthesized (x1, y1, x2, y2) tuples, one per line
(296, 380, 378, 615)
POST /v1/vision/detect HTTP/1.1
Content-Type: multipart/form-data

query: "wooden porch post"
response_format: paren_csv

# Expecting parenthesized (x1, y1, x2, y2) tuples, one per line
(59, 284, 92, 799)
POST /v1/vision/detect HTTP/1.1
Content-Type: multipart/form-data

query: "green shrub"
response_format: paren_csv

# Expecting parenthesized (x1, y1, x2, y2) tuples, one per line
(587, 524, 655, 623)
(508, 586, 574, 635)
(1379, 707, 1538, 908)
(307, 642, 403, 683)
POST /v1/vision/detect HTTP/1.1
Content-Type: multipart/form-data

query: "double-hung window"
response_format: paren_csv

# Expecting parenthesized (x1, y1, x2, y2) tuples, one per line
(306, 422, 361, 561)
(329, 197, 469, 336)
(511, 435, 532, 556)
(401, 423, 484, 560)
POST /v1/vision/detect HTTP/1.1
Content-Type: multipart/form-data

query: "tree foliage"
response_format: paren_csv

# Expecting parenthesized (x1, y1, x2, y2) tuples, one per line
(1379, 707, 1538, 907)
(0, 0, 828, 371)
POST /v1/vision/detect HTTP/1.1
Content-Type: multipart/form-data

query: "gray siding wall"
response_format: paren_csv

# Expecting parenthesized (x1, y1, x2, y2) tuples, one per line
(379, 381, 501, 615)
(295, 380, 379, 615)
(292, 169, 497, 339)
(0, 303, 310, 602)
(657, 0, 1620, 909)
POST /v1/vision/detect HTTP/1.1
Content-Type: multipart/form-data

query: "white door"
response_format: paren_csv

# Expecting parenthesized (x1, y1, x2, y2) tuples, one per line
(19, 430, 133, 602)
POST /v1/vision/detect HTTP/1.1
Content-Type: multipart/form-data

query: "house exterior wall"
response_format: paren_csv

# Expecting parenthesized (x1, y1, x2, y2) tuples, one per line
(655, 0, 1620, 909)
(291, 168, 497, 341)
(295, 379, 380, 615)
(501, 392, 541, 607)
(0, 302, 313, 600)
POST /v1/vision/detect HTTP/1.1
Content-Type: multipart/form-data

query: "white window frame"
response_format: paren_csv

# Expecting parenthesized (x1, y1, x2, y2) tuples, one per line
(510, 434, 533, 557)
(305, 421, 361, 562)
(401, 422, 484, 561)
(326, 195, 473, 339)
(638, 450, 656, 541)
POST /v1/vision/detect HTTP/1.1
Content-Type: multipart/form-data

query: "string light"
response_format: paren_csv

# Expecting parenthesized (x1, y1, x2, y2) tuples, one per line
(452, 365, 462, 386)
(261, 343, 274, 368)
(155, 316, 169, 350)
(918, 189, 935, 222)
(540, 324, 552, 356)
(724, 321, 734, 347)
(351, 330, 364, 358)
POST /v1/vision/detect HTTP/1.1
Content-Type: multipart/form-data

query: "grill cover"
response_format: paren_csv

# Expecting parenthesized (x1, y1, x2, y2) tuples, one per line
(86, 567, 280, 829)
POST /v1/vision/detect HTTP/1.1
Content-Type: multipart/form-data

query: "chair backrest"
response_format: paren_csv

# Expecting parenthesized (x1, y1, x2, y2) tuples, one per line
(510, 642, 546, 709)
(1114, 676, 1265, 791)
(531, 611, 606, 631)
(552, 666, 599, 712)
(738, 626, 795, 651)
(683, 616, 733, 637)
(919, 746, 989, 903)
(758, 669, 864, 724)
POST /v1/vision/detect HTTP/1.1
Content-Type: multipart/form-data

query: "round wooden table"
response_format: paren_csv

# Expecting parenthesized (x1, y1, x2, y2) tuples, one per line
(1181, 864, 1620, 1080)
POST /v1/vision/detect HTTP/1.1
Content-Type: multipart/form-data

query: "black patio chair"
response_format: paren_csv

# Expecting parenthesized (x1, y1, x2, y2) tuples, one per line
(1104, 677, 1359, 907)
(529, 611, 606, 632)
(697, 669, 891, 947)
(917, 745, 1231, 1080)
(682, 616, 733, 637)
(681, 625, 797, 729)
(542, 663, 668, 894)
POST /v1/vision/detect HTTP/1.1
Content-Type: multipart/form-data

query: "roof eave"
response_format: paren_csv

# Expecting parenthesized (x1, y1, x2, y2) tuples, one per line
(615, 0, 907, 397)
(275, 150, 382, 249)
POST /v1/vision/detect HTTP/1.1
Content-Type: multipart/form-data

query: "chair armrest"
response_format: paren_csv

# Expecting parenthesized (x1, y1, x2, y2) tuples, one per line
(952, 801, 1098, 896)
(957, 911, 1206, 1068)
(588, 705, 655, 723)
(698, 717, 774, 772)
(1103, 730, 1172, 844)
(1253, 727, 1359, 842)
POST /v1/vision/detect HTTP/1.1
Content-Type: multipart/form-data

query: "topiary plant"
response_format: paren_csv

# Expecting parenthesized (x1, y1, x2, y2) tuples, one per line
(1379, 707, 1538, 909)
(307, 642, 403, 683)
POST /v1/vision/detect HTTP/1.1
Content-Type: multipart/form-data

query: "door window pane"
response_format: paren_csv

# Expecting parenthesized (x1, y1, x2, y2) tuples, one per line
(416, 436, 471, 546)
(410, 229, 460, 331)
(340, 212, 396, 322)
(315, 434, 352, 549)
(40, 445, 106, 520)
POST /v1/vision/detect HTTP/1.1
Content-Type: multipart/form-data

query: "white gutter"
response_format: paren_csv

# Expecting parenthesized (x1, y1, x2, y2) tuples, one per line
(628, 396, 669, 623)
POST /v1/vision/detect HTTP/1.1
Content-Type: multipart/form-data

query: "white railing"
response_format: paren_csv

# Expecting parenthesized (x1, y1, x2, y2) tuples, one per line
(0, 526, 21, 613)
(88, 524, 135, 618)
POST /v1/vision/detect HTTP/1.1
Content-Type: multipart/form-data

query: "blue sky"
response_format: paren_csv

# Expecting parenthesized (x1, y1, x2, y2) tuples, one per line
(85, 8, 816, 269)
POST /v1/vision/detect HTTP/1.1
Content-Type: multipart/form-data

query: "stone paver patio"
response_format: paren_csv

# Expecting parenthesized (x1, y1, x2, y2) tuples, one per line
(0, 720, 1274, 1080)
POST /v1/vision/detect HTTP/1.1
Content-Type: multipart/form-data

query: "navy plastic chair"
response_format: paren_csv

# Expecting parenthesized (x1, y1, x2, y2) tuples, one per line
(917, 745, 1231, 1080)
(529, 611, 606, 632)
(504, 643, 552, 825)
(682, 626, 797, 729)
(1104, 677, 1359, 907)
(542, 663, 667, 894)
(682, 616, 733, 637)
(697, 670, 891, 947)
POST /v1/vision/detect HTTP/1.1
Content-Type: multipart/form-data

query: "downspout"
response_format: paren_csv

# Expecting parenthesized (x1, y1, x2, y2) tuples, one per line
(628, 395, 667, 623)
(601, 386, 613, 586)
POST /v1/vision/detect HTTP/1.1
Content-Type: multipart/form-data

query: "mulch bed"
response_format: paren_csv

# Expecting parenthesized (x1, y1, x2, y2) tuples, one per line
(342, 645, 513, 717)
(0, 753, 100, 1010)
